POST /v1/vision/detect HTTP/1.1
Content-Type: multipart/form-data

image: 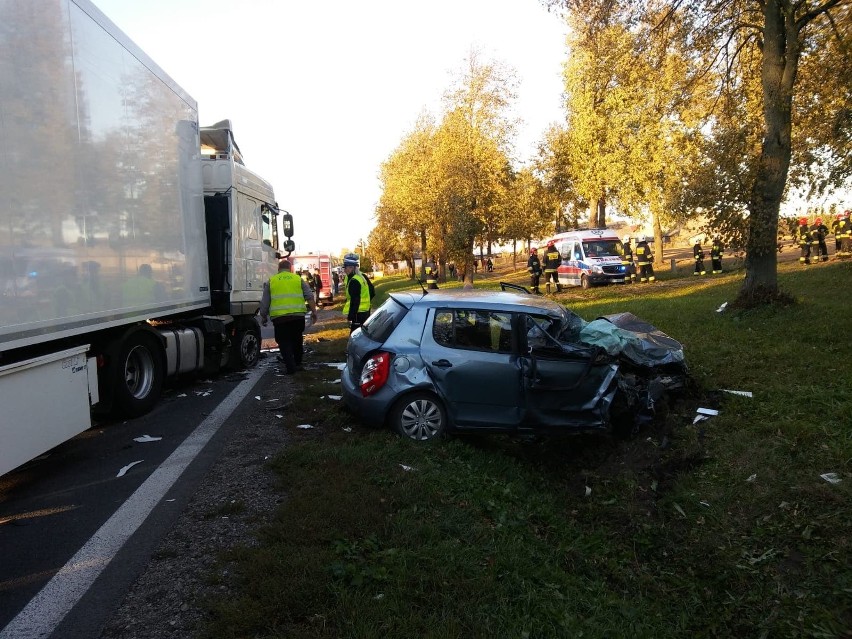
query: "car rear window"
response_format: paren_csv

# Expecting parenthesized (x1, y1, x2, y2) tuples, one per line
(361, 297, 408, 343)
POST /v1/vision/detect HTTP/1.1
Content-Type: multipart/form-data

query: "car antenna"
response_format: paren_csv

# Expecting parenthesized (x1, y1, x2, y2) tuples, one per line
(416, 278, 428, 294)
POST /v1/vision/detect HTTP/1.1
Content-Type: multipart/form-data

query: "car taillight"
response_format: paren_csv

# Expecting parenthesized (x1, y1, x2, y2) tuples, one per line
(360, 351, 391, 397)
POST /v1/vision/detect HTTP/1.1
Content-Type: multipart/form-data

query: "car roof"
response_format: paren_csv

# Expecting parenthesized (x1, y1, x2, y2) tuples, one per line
(389, 289, 568, 317)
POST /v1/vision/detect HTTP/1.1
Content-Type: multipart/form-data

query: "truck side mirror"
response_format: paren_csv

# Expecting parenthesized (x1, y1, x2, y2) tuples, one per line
(281, 212, 294, 238)
(282, 239, 295, 253)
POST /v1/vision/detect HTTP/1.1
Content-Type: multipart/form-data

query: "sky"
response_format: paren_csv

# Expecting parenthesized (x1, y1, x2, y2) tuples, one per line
(91, 0, 569, 255)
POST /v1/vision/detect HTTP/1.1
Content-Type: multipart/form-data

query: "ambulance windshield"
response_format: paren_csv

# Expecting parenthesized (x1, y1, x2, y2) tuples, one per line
(582, 239, 621, 258)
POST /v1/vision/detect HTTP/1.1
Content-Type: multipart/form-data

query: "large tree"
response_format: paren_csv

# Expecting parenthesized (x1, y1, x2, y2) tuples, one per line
(549, 0, 851, 304)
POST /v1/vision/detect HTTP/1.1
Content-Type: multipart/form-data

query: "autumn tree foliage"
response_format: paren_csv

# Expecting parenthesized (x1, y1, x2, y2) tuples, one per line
(546, 0, 851, 304)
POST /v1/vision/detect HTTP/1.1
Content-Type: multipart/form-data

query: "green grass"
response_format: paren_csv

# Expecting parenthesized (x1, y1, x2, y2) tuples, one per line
(200, 259, 852, 639)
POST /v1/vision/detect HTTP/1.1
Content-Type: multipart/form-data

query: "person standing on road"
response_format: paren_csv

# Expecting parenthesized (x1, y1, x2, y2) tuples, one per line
(527, 247, 542, 294)
(811, 218, 829, 262)
(796, 217, 812, 265)
(620, 236, 636, 283)
(693, 239, 706, 276)
(260, 258, 317, 375)
(711, 236, 724, 274)
(543, 240, 561, 294)
(331, 268, 340, 296)
(342, 253, 373, 332)
(635, 235, 655, 283)
(313, 267, 323, 305)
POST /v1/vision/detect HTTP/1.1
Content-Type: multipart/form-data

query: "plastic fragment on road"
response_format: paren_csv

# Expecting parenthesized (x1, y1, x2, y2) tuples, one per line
(697, 408, 719, 416)
(399, 464, 416, 472)
(176, 393, 187, 398)
(673, 502, 687, 518)
(342, 426, 352, 433)
(716, 302, 728, 313)
(255, 396, 261, 400)
(746, 474, 757, 482)
(820, 473, 842, 484)
(275, 414, 283, 419)
(699, 501, 710, 507)
(326, 395, 342, 401)
(133, 435, 162, 443)
(693, 414, 708, 424)
(327, 379, 341, 384)
(194, 389, 213, 397)
(297, 424, 314, 429)
(324, 362, 347, 370)
(584, 486, 592, 497)
(116, 460, 143, 477)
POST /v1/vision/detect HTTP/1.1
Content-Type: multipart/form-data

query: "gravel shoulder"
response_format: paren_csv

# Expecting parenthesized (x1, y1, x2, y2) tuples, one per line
(99, 309, 339, 639)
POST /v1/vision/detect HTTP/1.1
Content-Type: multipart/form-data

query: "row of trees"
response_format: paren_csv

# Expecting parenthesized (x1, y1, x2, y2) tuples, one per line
(369, 0, 851, 302)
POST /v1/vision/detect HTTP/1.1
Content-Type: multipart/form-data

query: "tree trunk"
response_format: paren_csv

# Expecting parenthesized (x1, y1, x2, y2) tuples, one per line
(419, 229, 427, 282)
(653, 214, 664, 265)
(589, 196, 606, 228)
(740, 0, 798, 300)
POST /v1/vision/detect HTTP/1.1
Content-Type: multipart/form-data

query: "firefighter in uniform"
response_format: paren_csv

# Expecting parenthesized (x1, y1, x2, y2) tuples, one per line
(527, 247, 542, 294)
(543, 240, 561, 293)
(635, 235, 655, 283)
(621, 236, 636, 283)
(693, 239, 706, 276)
(796, 217, 812, 265)
(424, 257, 438, 289)
(710, 236, 724, 274)
(260, 259, 317, 375)
(811, 217, 829, 262)
(830, 214, 843, 255)
(838, 210, 852, 257)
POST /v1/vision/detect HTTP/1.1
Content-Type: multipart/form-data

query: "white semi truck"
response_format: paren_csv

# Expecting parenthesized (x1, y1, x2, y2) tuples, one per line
(0, 0, 295, 476)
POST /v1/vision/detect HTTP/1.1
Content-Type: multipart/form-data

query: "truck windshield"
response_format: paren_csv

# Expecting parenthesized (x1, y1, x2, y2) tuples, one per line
(582, 240, 621, 258)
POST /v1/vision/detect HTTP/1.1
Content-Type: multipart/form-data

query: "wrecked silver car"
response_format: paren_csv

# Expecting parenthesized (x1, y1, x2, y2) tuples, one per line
(341, 289, 689, 441)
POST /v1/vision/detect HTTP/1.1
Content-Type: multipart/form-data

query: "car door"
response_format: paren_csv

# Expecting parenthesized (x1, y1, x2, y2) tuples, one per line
(420, 308, 523, 429)
(520, 314, 618, 431)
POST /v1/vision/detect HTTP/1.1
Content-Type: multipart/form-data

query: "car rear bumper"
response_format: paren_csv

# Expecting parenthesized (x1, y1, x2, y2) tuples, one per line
(341, 367, 392, 426)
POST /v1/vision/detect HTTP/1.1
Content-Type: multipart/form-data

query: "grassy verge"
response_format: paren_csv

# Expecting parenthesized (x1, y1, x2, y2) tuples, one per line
(200, 260, 852, 639)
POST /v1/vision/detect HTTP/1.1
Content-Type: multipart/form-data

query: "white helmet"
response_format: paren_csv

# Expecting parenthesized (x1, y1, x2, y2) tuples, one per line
(638, 235, 646, 242)
(622, 235, 630, 243)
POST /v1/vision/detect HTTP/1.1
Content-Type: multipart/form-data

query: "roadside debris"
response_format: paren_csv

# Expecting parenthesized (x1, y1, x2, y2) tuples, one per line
(133, 435, 162, 443)
(324, 362, 347, 370)
(820, 473, 842, 484)
(693, 407, 719, 424)
(297, 424, 314, 430)
(746, 474, 757, 482)
(721, 389, 753, 397)
(117, 460, 143, 477)
(399, 464, 416, 472)
(716, 302, 728, 313)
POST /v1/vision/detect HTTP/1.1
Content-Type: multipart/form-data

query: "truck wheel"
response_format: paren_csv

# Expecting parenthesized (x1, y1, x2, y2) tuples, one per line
(581, 274, 590, 290)
(114, 331, 164, 418)
(228, 327, 261, 370)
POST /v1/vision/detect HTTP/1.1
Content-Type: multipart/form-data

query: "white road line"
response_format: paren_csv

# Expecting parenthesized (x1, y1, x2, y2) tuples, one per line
(0, 366, 267, 639)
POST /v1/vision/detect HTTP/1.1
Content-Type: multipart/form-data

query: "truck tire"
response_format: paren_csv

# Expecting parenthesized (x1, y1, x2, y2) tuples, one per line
(581, 274, 591, 290)
(114, 331, 165, 418)
(228, 326, 261, 370)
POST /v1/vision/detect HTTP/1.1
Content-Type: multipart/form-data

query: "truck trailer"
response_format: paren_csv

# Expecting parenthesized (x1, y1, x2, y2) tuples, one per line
(0, 0, 294, 476)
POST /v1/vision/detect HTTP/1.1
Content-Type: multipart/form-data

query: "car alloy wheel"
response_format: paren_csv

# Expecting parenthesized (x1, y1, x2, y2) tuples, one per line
(391, 392, 447, 441)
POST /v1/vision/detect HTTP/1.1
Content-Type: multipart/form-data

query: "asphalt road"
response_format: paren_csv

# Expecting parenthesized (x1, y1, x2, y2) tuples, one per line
(0, 365, 268, 639)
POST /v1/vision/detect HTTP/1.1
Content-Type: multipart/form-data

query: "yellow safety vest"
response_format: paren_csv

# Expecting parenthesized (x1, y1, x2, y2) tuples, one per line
(269, 271, 305, 318)
(343, 272, 371, 314)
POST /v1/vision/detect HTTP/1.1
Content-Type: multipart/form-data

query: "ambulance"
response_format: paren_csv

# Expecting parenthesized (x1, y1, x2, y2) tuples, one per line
(544, 229, 628, 289)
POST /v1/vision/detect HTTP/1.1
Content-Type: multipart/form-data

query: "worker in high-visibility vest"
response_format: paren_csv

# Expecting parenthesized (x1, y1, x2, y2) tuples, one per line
(635, 235, 656, 283)
(342, 253, 374, 332)
(260, 258, 317, 374)
(543, 240, 561, 294)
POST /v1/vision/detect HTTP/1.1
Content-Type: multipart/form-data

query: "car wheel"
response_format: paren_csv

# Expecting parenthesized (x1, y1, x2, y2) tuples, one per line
(390, 392, 447, 441)
(581, 274, 590, 290)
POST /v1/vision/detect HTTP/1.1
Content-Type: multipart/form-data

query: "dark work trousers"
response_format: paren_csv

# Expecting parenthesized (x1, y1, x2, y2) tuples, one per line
(350, 311, 371, 333)
(272, 314, 306, 373)
(530, 273, 540, 292)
